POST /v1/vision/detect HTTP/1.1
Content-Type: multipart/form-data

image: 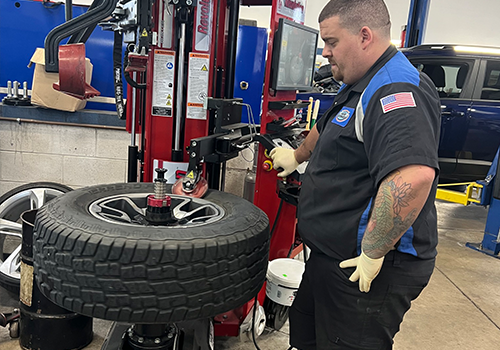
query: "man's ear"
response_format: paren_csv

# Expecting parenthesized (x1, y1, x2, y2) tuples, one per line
(360, 26, 373, 49)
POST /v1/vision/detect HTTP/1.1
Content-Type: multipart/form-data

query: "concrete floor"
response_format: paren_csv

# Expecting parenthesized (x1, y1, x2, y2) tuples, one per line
(0, 200, 499, 349)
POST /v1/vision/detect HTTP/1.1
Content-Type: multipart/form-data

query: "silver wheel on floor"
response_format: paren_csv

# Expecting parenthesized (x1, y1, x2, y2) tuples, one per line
(0, 182, 72, 292)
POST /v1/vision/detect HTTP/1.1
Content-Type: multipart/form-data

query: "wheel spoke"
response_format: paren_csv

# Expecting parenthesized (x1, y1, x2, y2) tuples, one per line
(0, 219, 22, 235)
(100, 202, 134, 223)
(29, 188, 51, 210)
(0, 244, 21, 278)
(174, 203, 217, 224)
(186, 214, 218, 225)
(172, 198, 193, 219)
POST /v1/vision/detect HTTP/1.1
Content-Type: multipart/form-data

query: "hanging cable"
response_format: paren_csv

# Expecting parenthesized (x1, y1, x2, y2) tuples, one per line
(302, 242, 308, 262)
(251, 294, 262, 350)
(241, 142, 256, 163)
(232, 101, 259, 148)
(270, 199, 284, 238)
(286, 242, 294, 258)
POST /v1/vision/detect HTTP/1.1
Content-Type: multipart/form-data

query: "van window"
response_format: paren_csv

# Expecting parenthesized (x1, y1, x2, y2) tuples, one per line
(480, 61, 500, 100)
(411, 62, 469, 98)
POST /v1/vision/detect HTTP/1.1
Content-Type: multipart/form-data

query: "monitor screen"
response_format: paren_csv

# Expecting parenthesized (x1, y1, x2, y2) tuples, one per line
(271, 19, 319, 91)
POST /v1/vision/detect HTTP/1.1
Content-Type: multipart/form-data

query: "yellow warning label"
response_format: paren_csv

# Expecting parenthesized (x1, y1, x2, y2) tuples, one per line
(166, 100, 171, 106)
(187, 171, 194, 179)
(201, 65, 208, 71)
(141, 29, 148, 37)
(155, 50, 175, 55)
(190, 53, 210, 59)
(167, 94, 172, 99)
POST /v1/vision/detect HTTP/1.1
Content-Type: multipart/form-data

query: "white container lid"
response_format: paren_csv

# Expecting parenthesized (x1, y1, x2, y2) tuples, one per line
(266, 258, 305, 289)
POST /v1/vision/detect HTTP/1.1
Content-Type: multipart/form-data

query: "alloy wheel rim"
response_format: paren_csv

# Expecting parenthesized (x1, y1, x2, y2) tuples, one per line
(0, 188, 67, 280)
(89, 193, 225, 228)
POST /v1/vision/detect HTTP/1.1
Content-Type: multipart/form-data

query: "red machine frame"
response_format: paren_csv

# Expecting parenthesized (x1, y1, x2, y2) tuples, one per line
(125, 0, 307, 338)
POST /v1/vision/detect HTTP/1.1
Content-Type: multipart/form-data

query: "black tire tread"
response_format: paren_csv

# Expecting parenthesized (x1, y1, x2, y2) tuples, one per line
(32, 183, 270, 323)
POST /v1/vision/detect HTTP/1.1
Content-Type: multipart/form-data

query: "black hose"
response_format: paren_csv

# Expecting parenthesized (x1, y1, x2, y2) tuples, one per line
(270, 199, 284, 238)
(286, 243, 294, 258)
(123, 49, 146, 90)
(251, 294, 262, 350)
(124, 70, 147, 90)
(113, 31, 126, 119)
(65, 0, 72, 21)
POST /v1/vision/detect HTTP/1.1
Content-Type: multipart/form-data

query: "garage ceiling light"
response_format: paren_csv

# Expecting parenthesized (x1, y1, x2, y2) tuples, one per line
(454, 46, 500, 55)
(391, 39, 402, 47)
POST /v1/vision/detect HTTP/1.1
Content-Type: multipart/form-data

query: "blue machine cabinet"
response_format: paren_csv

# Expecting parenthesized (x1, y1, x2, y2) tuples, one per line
(233, 25, 267, 124)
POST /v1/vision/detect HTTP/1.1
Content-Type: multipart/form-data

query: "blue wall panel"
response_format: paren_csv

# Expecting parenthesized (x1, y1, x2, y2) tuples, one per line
(0, 0, 123, 111)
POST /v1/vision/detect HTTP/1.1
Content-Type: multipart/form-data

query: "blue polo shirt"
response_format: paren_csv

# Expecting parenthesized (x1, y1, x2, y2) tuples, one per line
(297, 46, 441, 261)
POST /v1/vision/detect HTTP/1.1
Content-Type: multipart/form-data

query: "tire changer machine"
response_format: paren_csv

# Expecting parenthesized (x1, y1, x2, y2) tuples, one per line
(37, 0, 318, 349)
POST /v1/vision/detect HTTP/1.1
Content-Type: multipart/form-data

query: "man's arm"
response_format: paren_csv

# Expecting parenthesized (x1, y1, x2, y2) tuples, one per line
(362, 164, 436, 259)
(340, 164, 436, 292)
(294, 125, 320, 163)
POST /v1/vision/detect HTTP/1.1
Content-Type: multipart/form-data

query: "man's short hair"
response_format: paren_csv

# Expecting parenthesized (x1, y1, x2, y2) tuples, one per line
(319, 0, 391, 38)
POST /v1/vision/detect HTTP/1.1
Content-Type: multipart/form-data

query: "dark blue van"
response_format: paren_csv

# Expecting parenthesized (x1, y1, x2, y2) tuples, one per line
(402, 44, 500, 182)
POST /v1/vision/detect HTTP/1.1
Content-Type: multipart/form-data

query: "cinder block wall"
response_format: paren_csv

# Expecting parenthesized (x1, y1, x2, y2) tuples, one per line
(0, 119, 253, 197)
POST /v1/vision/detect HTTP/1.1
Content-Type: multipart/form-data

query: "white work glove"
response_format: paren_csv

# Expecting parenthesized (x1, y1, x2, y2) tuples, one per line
(269, 147, 299, 177)
(339, 251, 385, 293)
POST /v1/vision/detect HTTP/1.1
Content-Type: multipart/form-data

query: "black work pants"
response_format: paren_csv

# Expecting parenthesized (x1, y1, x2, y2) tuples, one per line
(289, 250, 435, 350)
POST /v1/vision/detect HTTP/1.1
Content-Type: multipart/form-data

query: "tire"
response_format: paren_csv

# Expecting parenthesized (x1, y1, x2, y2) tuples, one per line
(33, 183, 270, 324)
(0, 182, 72, 292)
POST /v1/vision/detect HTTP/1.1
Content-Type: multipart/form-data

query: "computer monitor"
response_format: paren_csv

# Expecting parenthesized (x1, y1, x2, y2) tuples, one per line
(271, 18, 319, 91)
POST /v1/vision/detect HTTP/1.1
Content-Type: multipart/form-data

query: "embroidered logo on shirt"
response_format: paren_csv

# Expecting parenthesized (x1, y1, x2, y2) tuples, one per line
(380, 92, 416, 113)
(332, 107, 354, 127)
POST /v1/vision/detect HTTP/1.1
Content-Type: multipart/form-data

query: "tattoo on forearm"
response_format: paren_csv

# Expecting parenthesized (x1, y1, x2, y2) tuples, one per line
(390, 177, 415, 215)
(362, 172, 418, 258)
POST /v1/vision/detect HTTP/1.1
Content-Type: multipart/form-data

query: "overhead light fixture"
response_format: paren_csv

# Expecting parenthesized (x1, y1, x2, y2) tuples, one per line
(391, 39, 402, 47)
(454, 46, 500, 55)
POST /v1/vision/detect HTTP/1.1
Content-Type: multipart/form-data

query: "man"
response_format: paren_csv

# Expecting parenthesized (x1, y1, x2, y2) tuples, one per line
(270, 0, 441, 349)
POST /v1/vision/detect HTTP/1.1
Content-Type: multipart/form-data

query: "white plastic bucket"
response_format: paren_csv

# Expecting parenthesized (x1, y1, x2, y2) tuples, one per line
(266, 258, 305, 306)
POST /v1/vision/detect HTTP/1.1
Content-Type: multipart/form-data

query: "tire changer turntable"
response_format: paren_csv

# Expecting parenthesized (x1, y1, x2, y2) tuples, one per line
(31, 0, 318, 349)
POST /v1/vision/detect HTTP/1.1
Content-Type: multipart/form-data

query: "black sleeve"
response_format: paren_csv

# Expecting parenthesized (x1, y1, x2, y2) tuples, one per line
(315, 105, 331, 133)
(362, 81, 441, 187)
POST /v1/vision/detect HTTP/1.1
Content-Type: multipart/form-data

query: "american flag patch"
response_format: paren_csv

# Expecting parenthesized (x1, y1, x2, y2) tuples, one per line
(380, 92, 416, 113)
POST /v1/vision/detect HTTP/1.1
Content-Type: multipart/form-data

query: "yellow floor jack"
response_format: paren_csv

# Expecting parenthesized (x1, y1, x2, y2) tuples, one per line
(436, 148, 500, 258)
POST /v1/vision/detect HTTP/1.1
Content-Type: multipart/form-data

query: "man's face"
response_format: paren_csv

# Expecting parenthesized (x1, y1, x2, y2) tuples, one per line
(320, 16, 364, 85)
